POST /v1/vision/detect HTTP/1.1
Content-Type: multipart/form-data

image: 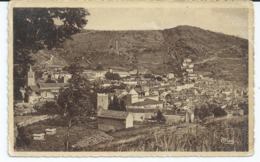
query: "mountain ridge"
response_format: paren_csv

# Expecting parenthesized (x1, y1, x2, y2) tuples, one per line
(33, 25, 248, 84)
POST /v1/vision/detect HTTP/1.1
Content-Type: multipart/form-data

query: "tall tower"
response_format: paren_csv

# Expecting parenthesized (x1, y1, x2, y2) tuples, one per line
(27, 65, 35, 87)
(97, 93, 108, 110)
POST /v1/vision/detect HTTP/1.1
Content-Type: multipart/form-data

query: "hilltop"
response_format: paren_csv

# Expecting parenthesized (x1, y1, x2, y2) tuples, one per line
(33, 25, 248, 84)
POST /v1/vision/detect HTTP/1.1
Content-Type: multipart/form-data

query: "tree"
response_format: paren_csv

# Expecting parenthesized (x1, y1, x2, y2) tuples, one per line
(105, 72, 121, 80)
(211, 107, 227, 117)
(120, 100, 126, 111)
(107, 95, 126, 111)
(108, 98, 114, 110)
(37, 101, 61, 115)
(143, 73, 153, 79)
(13, 8, 89, 100)
(57, 62, 94, 151)
(239, 101, 248, 115)
(155, 76, 163, 81)
(194, 104, 212, 122)
(112, 95, 120, 111)
(57, 76, 64, 83)
(95, 65, 104, 71)
(155, 110, 166, 124)
(45, 78, 56, 83)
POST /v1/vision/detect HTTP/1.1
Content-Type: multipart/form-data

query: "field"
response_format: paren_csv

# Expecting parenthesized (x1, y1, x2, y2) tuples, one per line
(15, 115, 248, 152)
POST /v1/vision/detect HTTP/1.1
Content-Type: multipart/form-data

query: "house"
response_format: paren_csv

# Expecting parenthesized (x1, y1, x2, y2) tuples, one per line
(185, 109, 195, 123)
(83, 70, 106, 80)
(188, 64, 194, 68)
(127, 108, 156, 122)
(93, 70, 106, 79)
(226, 108, 244, 118)
(51, 72, 72, 83)
(165, 109, 186, 124)
(123, 81, 138, 86)
(186, 68, 193, 73)
(126, 99, 163, 109)
(113, 70, 130, 78)
(126, 98, 163, 121)
(38, 83, 68, 100)
(167, 73, 174, 79)
(129, 69, 138, 76)
(184, 58, 192, 63)
(27, 91, 39, 104)
(97, 110, 133, 132)
(97, 93, 109, 109)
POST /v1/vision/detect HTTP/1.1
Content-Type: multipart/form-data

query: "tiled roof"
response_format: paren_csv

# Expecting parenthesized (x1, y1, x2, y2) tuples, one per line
(39, 83, 68, 88)
(129, 89, 138, 95)
(46, 64, 65, 68)
(98, 110, 130, 120)
(30, 85, 40, 92)
(126, 108, 156, 113)
(130, 99, 163, 106)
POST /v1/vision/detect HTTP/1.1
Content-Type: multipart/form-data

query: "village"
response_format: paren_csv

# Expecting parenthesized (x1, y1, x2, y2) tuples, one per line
(14, 57, 248, 151)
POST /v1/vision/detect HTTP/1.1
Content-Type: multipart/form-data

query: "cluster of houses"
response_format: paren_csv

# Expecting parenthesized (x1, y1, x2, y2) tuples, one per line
(19, 66, 69, 104)
(17, 58, 247, 132)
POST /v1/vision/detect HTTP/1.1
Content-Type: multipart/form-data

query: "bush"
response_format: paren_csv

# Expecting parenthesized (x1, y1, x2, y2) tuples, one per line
(211, 107, 227, 117)
(16, 126, 32, 148)
(155, 110, 166, 124)
(194, 105, 212, 122)
(105, 72, 121, 80)
(239, 101, 248, 115)
(36, 101, 61, 115)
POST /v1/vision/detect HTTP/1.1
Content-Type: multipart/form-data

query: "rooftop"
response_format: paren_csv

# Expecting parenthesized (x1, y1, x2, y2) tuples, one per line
(130, 99, 163, 106)
(39, 83, 68, 88)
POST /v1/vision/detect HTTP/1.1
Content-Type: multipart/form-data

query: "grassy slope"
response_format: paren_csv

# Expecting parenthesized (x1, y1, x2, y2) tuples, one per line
(88, 116, 248, 152)
(16, 115, 248, 152)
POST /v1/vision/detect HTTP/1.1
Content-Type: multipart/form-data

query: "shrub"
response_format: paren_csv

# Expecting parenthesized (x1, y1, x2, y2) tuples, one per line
(211, 107, 227, 117)
(37, 101, 61, 115)
(16, 126, 32, 148)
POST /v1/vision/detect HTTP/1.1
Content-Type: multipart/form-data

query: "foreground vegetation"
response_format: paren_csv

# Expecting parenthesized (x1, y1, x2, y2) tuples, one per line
(16, 115, 248, 152)
(86, 116, 249, 152)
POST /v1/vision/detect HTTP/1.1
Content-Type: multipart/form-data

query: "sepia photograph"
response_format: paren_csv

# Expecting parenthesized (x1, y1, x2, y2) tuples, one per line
(8, 0, 254, 156)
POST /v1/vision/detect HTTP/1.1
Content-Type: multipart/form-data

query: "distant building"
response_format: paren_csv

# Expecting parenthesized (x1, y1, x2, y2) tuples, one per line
(83, 70, 106, 80)
(186, 68, 194, 73)
(123, 81, 138, 86)
(127, 108, 156, 122)
(38, 83, 67, 100)
(183, 58, 192, 63)
(226, 108, 244, 118)
(24, 82, 67, 103)
(126, 98, 163, 122)
(128, 69, 138, 76)
(167, 73, 174, 79)
(27, 65, 35, 87)
(127, 99, 163, 109)
(125, 89, 139, 104)
(112, 70, 130, 78)
(63, 74, 72, 83)
(97, 93, 109, 110)
(185, 109, 195, 123)
(97, 110, 133, 132)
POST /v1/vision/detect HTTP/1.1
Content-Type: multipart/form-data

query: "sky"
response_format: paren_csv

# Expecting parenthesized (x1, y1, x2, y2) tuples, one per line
(84, 7, 249, 39)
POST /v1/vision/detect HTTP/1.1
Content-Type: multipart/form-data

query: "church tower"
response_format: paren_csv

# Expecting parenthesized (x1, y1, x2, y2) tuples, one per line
(27, 65, 35, 87)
